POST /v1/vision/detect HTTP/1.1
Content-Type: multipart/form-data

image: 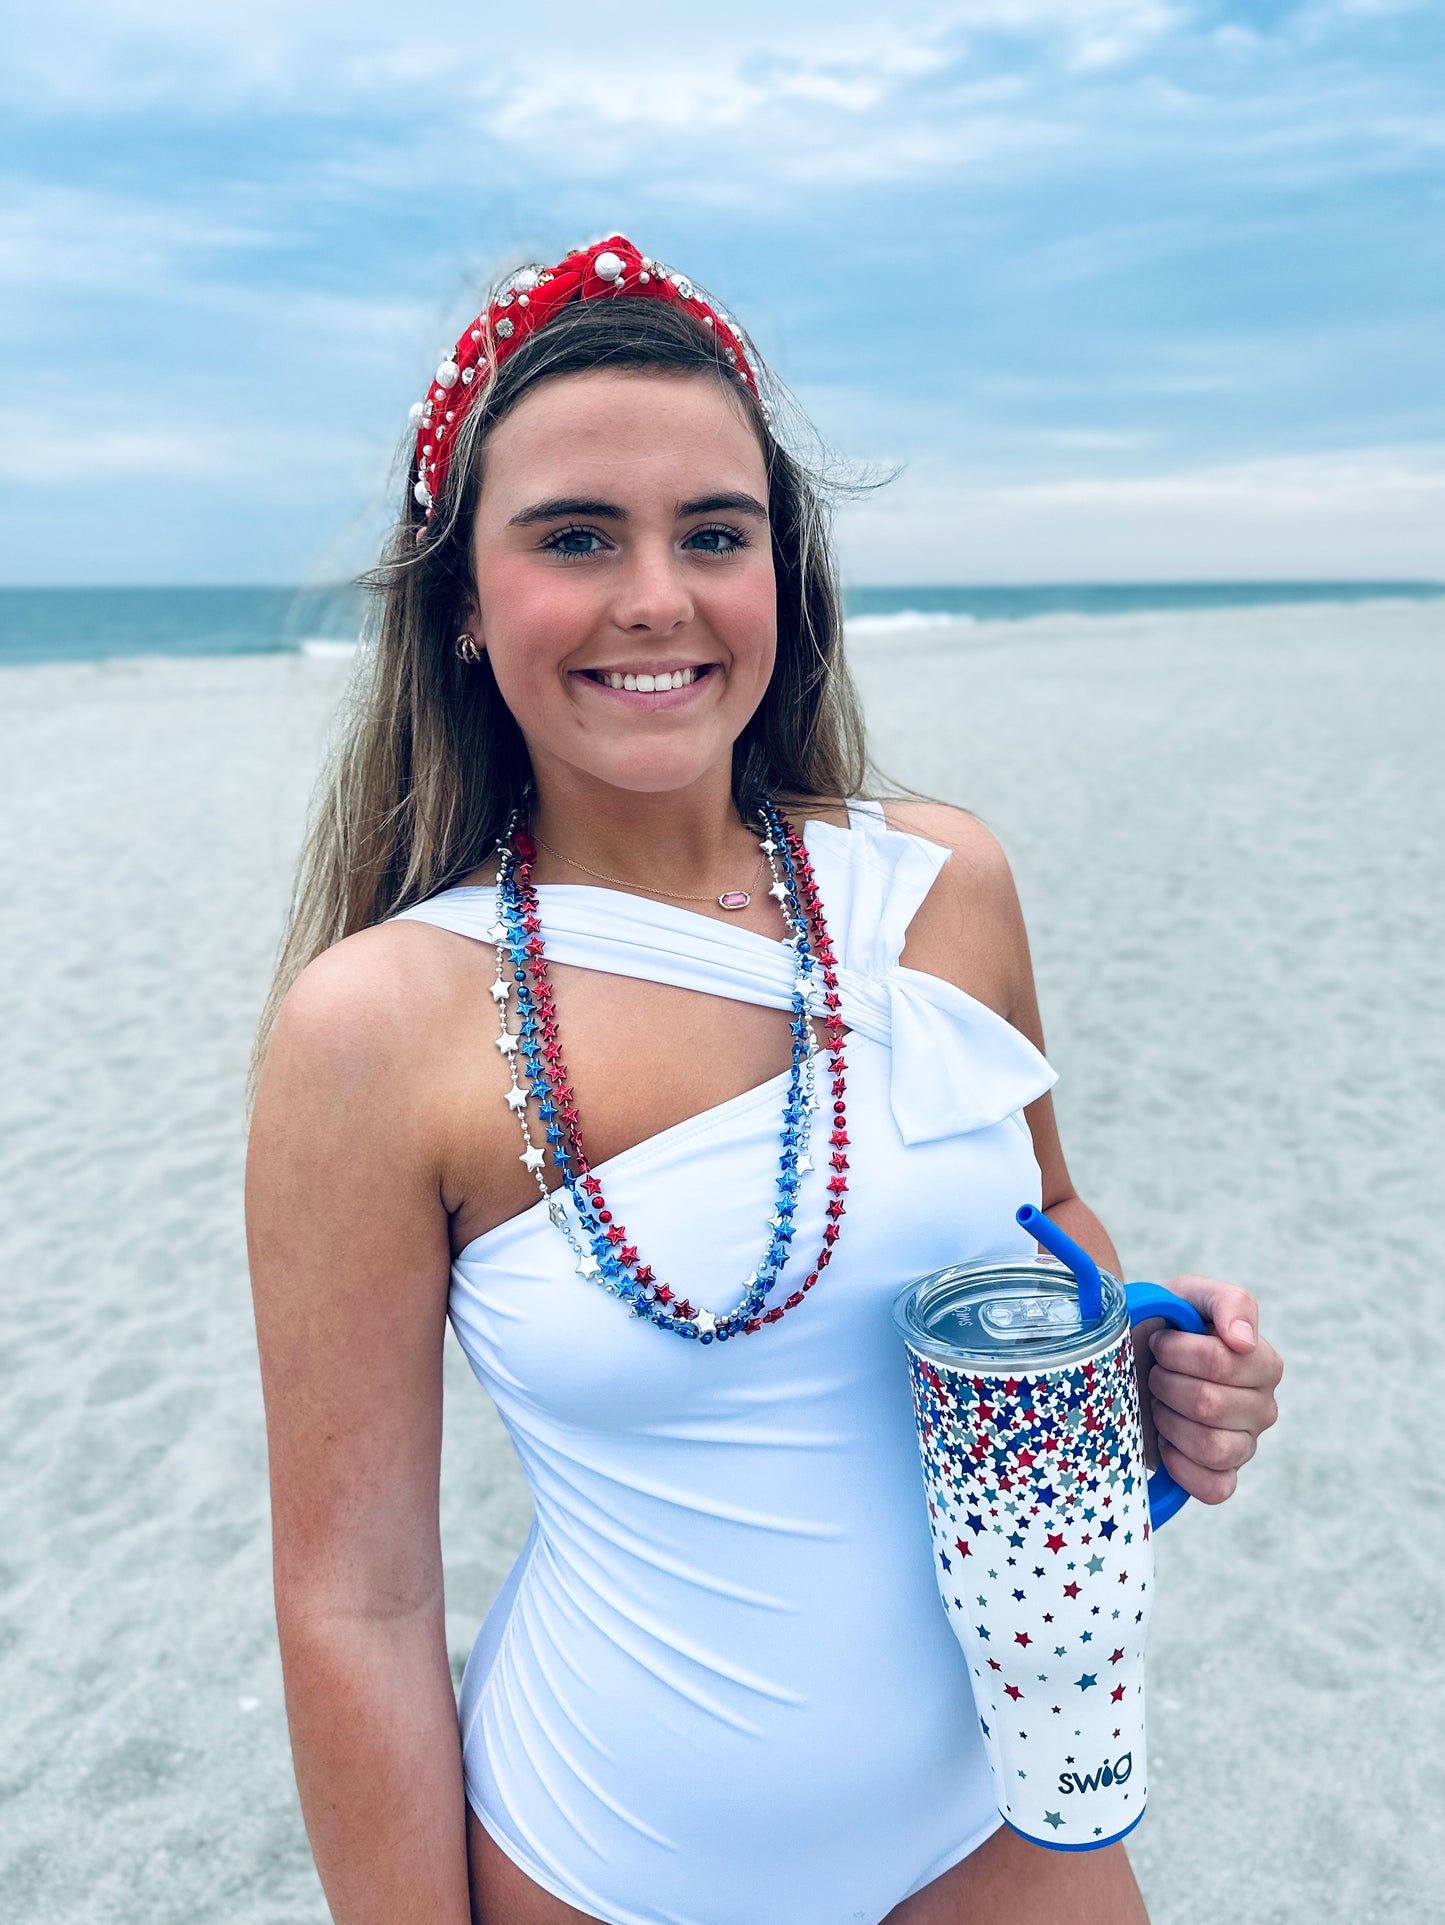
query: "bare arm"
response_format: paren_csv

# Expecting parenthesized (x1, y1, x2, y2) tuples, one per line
(245, 930, 471, 1924)
(889, 798, 1281, 1498)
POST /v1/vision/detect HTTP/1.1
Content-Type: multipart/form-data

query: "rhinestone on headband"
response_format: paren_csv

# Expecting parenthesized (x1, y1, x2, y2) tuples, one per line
(408, 234, 760, 525)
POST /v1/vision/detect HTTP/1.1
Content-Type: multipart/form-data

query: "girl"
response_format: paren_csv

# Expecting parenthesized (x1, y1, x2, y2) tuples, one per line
(245, 236, 1281, 1925)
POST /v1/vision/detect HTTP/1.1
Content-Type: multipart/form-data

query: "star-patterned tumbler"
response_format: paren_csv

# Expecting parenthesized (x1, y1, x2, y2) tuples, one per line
(894, 1252, 1205, 1851)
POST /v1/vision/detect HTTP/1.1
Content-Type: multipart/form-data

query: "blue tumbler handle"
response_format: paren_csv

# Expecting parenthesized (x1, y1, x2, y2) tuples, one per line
(1126, 1282, 1207, 1528)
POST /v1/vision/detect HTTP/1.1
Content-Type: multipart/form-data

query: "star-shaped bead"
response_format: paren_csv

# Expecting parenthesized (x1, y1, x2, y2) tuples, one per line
(796, 1152, 814, 1173)
(694, 1308, 717, 1336)
(576, 1253, 600, 1278)
(519, 1145, 545, 1173)
(504, 1084, 529, 1111)
(495, 1031, 519, 1055)
(769, 879, 789, 902)
(490, 978, 512, 1004)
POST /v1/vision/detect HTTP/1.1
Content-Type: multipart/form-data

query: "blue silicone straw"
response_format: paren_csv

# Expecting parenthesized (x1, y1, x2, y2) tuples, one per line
(1015, 1203, 1105, 1322)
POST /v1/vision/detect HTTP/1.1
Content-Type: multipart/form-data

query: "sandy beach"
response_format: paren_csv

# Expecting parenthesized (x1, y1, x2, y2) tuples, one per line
(2, 598, 1441, 1923)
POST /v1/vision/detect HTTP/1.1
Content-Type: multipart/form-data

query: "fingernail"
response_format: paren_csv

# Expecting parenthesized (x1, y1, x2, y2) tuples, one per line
(1230, 1319, 1255, 1346)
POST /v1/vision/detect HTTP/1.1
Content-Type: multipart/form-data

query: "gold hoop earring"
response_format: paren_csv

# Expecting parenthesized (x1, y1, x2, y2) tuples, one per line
(455, 632, 482, 663)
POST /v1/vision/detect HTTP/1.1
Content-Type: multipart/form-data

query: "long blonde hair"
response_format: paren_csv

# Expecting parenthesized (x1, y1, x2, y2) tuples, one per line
(250, 282, 869, 1103)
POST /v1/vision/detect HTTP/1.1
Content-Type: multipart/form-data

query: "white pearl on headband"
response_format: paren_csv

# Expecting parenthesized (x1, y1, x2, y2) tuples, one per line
(639, 270, 650, 283)
(414, 480, 432, 505)
(514, 268, 540, 290)
(594, 250, 624, 281)
(408, 401, 425, 424)
(436, 359, 460, 388)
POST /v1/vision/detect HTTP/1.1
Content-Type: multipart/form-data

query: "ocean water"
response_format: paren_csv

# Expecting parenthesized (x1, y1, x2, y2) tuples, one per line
(0, 580, 1441, 666)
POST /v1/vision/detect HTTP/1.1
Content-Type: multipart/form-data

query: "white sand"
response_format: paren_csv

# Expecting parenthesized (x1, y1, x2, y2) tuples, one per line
(1, 600, 1440, 1922)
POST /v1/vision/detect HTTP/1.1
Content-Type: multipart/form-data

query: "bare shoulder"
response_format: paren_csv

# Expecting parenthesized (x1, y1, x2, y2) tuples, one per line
(263, 916, 468, 1099)
(881, 797, 1014, 882)
(881, 798, 1023, 923)
(874, 798, 1030, 1019)
(246, 917, 494, 1311)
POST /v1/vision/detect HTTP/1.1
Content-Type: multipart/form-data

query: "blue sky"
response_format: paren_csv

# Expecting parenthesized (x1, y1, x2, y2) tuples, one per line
(2, 0, 1441, 585)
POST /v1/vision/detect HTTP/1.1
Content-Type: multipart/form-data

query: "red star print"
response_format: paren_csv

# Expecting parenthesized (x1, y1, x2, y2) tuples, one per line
(1063, 1582, 1081, 1599)
(1109, 1648, 1125, 1665)
(1005, 1684, 1023, 1701)
(1014, 1632, 1032, 1648)
(1111, 1684, 1126, 1703)
(1046, 1533, 1065, 1554)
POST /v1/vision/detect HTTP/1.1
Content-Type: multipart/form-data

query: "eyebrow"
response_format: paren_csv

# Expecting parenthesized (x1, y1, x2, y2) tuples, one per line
(507, 490, 769, 528)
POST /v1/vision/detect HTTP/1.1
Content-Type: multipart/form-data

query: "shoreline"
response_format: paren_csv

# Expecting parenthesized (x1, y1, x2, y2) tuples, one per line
(1, 583, 1442, 672)
(0, 590, 1437, 678)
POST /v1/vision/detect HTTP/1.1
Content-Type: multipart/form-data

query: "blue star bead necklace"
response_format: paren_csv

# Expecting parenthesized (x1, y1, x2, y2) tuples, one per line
(487, 799, 849, 1342)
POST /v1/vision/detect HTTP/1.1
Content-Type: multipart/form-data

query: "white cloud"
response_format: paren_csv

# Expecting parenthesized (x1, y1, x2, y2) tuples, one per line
(0, 181, 269, 301)
(0, 2, 1185, 113)
(0, 404, 382, 492)
(836, 447, 1445, 581)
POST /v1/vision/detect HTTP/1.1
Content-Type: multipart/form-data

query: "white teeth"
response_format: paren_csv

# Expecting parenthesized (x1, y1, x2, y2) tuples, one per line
(593, 666, 702, 691)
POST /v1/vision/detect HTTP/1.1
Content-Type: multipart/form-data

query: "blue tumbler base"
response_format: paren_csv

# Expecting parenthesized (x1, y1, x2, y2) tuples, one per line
(1003, 1803, 1146, 1854)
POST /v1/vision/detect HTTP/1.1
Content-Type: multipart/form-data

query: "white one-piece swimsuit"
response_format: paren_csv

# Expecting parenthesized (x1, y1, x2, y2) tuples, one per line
(392, 800, 1058, 1925)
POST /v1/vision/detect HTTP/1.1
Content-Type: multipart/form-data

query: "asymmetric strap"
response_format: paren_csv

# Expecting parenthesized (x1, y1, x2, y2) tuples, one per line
(391, 810, 1055, 1144)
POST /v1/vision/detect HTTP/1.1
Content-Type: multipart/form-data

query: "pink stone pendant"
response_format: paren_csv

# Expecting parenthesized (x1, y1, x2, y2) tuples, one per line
(717, 890, 751, 911)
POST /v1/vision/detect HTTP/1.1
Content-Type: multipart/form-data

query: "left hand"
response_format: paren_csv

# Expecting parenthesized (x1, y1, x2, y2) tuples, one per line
(1133, 1274, 1283, 1504)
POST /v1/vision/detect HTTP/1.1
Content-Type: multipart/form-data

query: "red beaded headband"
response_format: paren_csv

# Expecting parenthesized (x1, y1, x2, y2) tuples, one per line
(408, 234, 760, 526)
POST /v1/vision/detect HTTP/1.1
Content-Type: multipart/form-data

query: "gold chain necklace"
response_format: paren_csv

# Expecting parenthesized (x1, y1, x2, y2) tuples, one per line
(528, 825, 768, 911)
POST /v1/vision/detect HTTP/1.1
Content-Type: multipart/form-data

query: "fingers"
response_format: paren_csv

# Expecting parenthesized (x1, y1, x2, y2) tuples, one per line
(1156, 1434, 1239, 1506)
(1151, 1389, 1261, 1469)
(1149, 1363, 1279, 1442)
(1160, 1272, 1260, 1352)
(1151, 1327, 1284, 1392)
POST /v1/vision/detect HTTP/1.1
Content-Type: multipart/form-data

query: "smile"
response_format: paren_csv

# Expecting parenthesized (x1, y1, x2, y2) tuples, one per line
(576, 664, 713, 691)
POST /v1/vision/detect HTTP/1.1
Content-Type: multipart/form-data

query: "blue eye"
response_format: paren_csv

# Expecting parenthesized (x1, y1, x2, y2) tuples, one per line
(686, 524, 749, 554)
(541, 525, 607, 559)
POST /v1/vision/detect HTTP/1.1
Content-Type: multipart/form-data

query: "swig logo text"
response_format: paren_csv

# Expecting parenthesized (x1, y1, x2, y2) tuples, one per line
(1058, 1752, 1133, 1796)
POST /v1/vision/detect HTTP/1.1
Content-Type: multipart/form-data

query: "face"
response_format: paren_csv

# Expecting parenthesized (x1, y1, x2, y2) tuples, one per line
(467, 369, 776, 802)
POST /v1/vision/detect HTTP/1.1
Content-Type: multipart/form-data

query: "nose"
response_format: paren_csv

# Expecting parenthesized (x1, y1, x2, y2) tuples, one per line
(610, 539, 694, 634)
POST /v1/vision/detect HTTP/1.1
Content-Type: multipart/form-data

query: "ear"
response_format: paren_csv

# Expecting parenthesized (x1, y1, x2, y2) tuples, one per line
(459, 592, 486, 654)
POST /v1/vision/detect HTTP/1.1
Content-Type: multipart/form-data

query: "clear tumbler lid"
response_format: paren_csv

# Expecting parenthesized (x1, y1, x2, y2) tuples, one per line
(893, 1255, 1126, 1371)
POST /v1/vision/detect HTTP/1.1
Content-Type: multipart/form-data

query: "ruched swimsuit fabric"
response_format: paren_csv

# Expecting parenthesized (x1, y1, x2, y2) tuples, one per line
(391, 803, 1058, 1925)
